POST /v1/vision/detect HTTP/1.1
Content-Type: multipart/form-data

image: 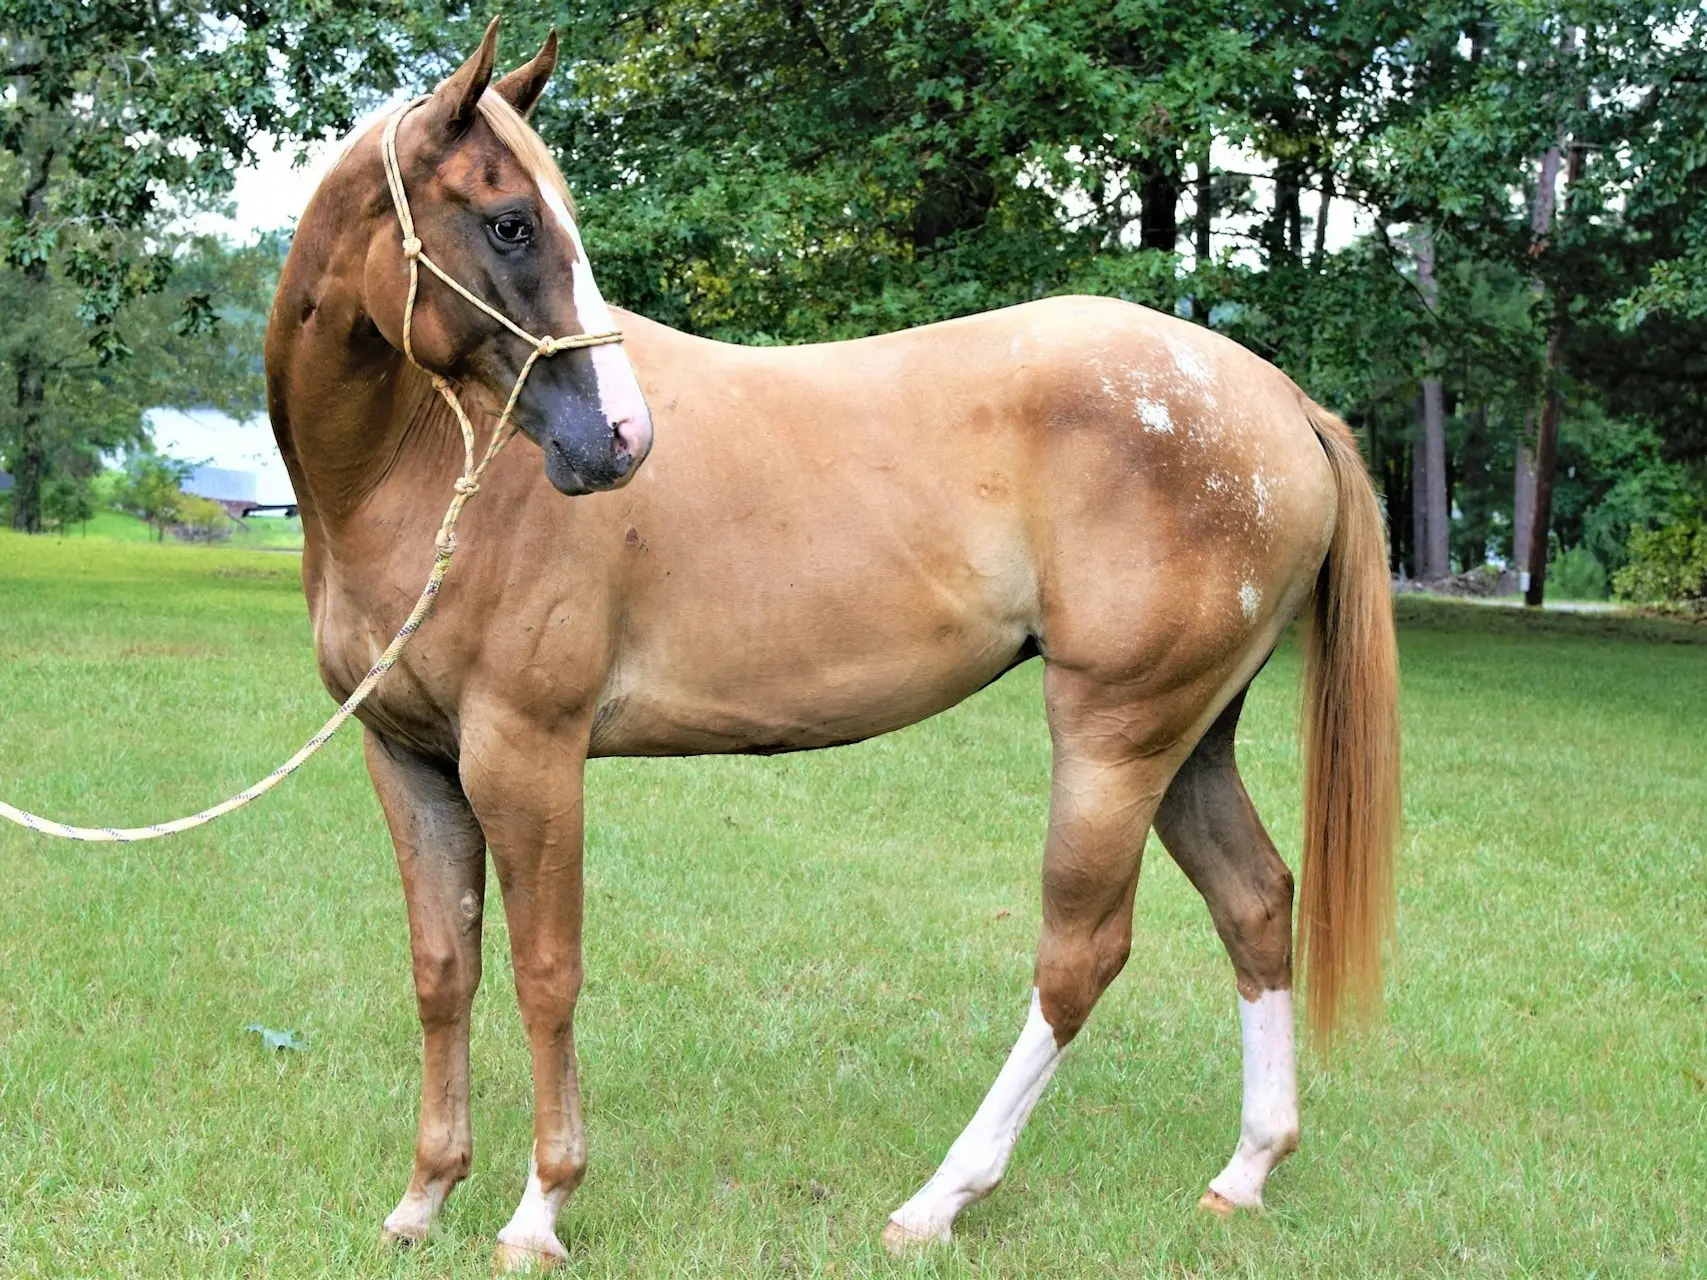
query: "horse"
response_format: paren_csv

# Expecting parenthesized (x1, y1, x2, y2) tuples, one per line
(264, 20, 1399, 1270)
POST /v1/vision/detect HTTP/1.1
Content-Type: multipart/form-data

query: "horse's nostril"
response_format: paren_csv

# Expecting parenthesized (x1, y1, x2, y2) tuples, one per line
(611, 414, 652, 464)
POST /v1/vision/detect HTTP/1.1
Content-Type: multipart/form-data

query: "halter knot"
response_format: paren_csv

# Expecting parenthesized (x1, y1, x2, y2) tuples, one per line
(453, 477, 479, 495)
(435, 530, 458, 556)
(401, 236, 422, 259)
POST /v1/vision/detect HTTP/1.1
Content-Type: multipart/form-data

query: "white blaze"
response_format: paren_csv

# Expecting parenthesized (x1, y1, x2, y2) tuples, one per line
(537, 181, 650, 429)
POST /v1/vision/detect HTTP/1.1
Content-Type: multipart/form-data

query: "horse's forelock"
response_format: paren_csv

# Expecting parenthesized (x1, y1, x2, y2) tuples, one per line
(319, 91, 577, 224)
(474, 90, 577, 222)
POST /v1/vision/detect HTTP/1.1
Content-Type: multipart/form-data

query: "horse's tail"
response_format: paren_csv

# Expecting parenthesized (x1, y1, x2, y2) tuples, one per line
(1297, 397, 1401, 1047)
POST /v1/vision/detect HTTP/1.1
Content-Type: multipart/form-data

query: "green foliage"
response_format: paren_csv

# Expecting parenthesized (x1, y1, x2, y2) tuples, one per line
(174, 495, 233, 544)
(39, 473, 92, 534)
(0, 3, 403, 332)
(1548, 545, 1607, 602)
(117, 455, 191, 542)
(1612, 519, 1707, 612)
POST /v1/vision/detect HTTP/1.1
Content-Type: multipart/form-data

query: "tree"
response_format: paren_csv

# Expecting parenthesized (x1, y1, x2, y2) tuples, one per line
(40, 473, 93, 534)
(119, 455, 190, 542)
(0, 3, 406, 530)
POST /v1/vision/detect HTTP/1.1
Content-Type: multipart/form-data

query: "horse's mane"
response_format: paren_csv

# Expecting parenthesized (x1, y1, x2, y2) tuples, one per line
(323, 88, 576, 220)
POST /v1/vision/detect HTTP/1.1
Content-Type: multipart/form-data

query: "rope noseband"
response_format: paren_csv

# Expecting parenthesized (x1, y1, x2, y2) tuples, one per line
(0, 96, 621, 842)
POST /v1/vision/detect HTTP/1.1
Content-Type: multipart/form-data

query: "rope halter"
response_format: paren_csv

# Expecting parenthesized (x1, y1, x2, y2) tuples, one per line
(0, 95, 619, 844)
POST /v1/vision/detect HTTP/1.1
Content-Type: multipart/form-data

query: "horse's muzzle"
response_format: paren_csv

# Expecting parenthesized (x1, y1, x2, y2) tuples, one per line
(542, 407, 653, 496)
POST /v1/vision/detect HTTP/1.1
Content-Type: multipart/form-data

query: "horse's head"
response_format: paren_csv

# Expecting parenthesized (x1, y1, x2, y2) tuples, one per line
(369, 21, 652, 496)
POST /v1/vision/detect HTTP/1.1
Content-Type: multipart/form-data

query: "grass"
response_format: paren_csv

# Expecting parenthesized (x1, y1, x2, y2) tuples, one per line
(0, 531, 1702, 1278)
(49, 507, 304, 549)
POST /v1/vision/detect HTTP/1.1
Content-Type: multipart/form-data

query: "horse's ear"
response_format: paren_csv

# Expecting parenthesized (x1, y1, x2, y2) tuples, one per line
(420, 16, 501, 140)
(493, 29, 558, 118)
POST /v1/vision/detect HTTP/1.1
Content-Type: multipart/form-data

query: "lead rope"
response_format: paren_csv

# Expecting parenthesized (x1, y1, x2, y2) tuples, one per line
(0, 96, 623, 842)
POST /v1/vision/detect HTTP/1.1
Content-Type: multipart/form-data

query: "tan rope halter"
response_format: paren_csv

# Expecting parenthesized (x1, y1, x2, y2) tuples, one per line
(0, 96, 621, 842)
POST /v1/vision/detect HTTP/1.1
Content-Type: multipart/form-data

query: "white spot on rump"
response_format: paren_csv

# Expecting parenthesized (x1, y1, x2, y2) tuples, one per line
(1167, 334, 1214, 387)
(1239, 582, 1261, 620)
(887, 989, 1064, 1243)
(1136, 397, 1174, 433)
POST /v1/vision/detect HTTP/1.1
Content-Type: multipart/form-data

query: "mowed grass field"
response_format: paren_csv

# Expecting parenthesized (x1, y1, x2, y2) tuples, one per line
(0, 530, 1702, 1278)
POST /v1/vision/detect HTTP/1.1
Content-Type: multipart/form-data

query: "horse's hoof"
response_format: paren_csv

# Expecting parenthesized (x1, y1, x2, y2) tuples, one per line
(1198, 1188, 1241, 1217)
(380, 1222, 429, 1249)
(493, 1238, 568, 1273)
(882, 1217, 951, 1255)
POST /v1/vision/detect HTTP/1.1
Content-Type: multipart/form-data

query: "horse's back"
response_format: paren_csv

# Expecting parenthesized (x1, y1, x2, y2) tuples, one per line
(590, 300, 1334, 756)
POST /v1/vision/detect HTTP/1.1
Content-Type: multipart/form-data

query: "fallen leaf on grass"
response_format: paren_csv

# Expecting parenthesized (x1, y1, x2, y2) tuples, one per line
(243, 1023, 308, 1053)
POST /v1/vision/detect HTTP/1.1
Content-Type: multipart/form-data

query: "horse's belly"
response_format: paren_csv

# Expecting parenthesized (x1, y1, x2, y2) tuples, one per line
(588, 578, 1034, 757)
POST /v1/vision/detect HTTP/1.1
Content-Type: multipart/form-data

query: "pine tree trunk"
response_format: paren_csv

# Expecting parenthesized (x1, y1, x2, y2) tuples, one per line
(1411, 398, 1428, 580)
(1414, 228, 1449, 578)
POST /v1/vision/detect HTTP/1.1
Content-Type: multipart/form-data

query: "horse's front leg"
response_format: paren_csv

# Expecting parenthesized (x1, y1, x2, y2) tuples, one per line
(366, 730, 488, 1247)
(460, 710, 592, 1273)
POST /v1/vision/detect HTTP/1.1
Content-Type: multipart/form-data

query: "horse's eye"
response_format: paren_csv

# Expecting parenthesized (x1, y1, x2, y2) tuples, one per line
(490, 214, 533, 247)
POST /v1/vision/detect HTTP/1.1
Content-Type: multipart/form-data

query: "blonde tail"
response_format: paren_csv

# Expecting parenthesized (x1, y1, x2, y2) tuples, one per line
(1298, 399, 1401, 1046)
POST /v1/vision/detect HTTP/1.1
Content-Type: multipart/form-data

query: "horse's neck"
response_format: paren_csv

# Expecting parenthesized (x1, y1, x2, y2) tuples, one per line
(276, 334, 463, 571)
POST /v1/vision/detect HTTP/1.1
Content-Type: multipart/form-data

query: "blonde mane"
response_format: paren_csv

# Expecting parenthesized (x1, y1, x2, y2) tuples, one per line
(475, 90, 576, 219)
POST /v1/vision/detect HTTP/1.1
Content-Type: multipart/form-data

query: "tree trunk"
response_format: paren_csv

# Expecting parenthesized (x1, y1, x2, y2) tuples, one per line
(1312, 170, 1333, 268)
(1268, 160, 1303, 263)
(1194, 159, 1213, 263)
(1513, 421, 1536, 580)
(1138, 154, 1179, 253)
(10, 139, 53, 534)
(11, 351, 47, 533)
(1414, 228, 1449, 578)
(1521, 31, 1582, 607)
(1524, 318, 1567, 606)
(1411, 397, 1428, 580)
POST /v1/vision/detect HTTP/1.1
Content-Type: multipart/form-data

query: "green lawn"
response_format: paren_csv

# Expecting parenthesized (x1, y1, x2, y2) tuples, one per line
(0, 532, 1702, 1277)
(54, 507, 304, 549)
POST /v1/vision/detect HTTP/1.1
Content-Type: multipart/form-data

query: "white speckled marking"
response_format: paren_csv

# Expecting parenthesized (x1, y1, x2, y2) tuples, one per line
(1239, 582, 1261, 620)
(1253, 471, 1279, 517)
(1136, 398, 1174, 433)
(1168, 335, 1214, 387)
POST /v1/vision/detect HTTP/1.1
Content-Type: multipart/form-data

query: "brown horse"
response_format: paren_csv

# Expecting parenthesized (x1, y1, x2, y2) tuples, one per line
(265, 22, 1399, 1271)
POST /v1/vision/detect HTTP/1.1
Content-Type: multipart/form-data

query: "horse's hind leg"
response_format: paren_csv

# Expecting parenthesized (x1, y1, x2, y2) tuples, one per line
(884, 667, 1183, 1251)
(1154, 691, 1299, 1213)
(366, 730, 488, 1247)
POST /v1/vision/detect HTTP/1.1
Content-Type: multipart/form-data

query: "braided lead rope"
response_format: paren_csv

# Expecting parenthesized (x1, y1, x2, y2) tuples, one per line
(1, 96, 624, 843)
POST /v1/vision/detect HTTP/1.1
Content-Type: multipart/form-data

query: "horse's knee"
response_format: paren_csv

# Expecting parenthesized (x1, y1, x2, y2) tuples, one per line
(1220, 866, 1293, 994)
(512, 955, 582, 1037)
(413, 947, 479, 1030)
(1035, 929, 1130, 1044)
